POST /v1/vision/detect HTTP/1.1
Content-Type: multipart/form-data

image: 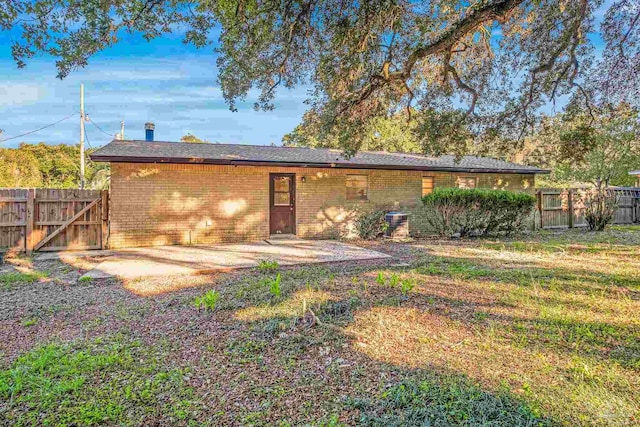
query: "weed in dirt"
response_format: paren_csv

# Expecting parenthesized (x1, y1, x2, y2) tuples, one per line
(194, 290, 220, 311)
(375, 272, 385, 286)
(21, 318, 37, 327)
(0, 336, 199, 426)
(78, 276, 92, 284)
(350, 377, 549, 426)
(257, 259, 280, 272)
(0, 271, 47, 289)
(314, 414, 344, 426)
(266, 273, 282, 298)
(400, 278, 416, 296)
(473, 311, 489, 322)
(388, 273, 400, 288)
(225, 337, 267, 365)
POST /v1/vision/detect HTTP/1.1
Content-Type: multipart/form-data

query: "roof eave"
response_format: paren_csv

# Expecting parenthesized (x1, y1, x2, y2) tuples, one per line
(90, 154, 549, 174)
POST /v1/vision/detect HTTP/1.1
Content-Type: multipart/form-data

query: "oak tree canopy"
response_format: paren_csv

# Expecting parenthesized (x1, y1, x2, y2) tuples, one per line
(2, 0, 639, 154)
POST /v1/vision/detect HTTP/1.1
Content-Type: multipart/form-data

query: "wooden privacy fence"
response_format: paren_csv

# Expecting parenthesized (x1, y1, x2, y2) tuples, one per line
(0, 189, 108, 253)
(612, 187, 640, 224)
(537, 187, 640, 229)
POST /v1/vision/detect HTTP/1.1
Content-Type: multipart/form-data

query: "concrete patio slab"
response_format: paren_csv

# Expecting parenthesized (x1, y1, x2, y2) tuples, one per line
(63, 240, 390, 280)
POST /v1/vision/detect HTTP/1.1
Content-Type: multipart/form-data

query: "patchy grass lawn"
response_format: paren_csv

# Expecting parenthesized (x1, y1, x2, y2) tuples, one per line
(1, 227, 639, 426)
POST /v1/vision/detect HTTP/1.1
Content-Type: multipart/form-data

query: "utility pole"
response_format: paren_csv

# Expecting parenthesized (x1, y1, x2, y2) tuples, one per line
(80, 83, 85, 189)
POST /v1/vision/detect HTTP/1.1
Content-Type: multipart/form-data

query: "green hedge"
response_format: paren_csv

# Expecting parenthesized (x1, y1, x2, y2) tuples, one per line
(420, 188, 536, 237)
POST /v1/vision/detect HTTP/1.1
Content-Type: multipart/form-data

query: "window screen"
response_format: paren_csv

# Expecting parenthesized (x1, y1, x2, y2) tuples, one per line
(458, 176, 478, 189)
(346, 175, 368, 201)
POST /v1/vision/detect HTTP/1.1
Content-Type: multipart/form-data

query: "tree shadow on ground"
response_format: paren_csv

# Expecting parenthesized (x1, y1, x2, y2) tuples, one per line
(0, 257, 556, 426)
(2, 243, 638, 426)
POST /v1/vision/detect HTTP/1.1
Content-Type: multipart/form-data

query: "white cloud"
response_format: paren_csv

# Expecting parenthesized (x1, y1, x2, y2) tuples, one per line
(0, 84, 46, 108)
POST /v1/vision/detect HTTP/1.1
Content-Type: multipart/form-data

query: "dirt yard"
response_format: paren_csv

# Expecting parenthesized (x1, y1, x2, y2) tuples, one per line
(1, 226, 639, 426)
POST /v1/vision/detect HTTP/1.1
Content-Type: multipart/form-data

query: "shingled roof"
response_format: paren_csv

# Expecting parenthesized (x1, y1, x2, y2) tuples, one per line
(90, 140, 548, 174)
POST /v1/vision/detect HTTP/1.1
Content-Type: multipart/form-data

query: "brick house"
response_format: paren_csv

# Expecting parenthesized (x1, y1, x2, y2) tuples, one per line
(91, 138, 546, 249)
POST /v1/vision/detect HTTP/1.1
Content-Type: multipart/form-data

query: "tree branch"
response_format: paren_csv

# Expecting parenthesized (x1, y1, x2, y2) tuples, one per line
(520, 0, 588, 138)
(339, 0, 523, 114)
(446, 63, 478, 119)
(401, 0, 522, 78)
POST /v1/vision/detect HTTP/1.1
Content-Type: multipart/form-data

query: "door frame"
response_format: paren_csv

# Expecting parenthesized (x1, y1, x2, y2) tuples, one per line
(269, 173, 296, 235)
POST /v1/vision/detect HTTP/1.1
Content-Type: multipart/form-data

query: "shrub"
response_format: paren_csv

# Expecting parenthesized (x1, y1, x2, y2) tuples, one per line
(354, 209, 388, 239)
(421, 188, 536, 237)
(584, 190, 618, 231)
(194, 290, 220, 311)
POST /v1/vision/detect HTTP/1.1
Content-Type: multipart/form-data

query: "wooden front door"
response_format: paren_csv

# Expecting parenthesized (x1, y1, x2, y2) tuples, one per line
(270, 173, 296, 235)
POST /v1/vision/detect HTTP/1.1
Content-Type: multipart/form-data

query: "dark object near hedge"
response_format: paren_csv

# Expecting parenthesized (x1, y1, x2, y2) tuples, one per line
(385, 212, 409, 238)
(421, 188, 536, 237)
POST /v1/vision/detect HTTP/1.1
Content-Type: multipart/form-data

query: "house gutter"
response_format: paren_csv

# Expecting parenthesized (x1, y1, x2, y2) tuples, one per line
(89, 155, 550, 175)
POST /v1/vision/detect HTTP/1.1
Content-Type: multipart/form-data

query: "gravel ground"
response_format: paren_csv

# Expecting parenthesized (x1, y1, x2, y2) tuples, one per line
(0, 249, 395, 364)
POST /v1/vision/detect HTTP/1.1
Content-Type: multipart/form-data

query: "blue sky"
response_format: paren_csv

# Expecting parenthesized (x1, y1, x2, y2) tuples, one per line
(0, 31, 310, 149)
(0, 2, 612, 149)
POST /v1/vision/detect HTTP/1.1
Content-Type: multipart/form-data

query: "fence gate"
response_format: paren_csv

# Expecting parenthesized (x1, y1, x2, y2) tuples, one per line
(0, 189, 108, 254)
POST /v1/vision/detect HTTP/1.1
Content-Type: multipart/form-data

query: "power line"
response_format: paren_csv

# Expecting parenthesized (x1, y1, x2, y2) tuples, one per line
(88, 116, 116, 138)
(0, 112, 77, 144)
(84, 127, 94, 150)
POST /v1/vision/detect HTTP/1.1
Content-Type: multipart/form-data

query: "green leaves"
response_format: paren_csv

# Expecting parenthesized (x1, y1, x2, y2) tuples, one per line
(354, 210, 388, 240)
(267, 273, 282, 298)
(400, 278, 415, 296)
(421, 188, 536, 237)
(257, 259, 280, 272)
(5, 0, 632, 154)
(0, 271, 47, 290)
(0, 337, 197, 426)
(0, 143, 109, 189)
(422, 188, 536, 207)
(354, 377, 549, 426)
(194, 289, 221, 311)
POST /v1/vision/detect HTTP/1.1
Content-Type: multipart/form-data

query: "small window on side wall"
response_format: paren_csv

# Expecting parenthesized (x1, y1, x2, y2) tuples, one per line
(346, 175, 368, 201)
(422, 176, 434, 196)
(458, 176, 478, 189)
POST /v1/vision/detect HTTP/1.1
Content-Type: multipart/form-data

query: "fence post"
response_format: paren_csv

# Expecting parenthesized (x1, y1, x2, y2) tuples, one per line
(25, 189, 35, 255)
(101, 190, 109, 250)
(567, 189, 574, 228)
(536, 190, 543, 229)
